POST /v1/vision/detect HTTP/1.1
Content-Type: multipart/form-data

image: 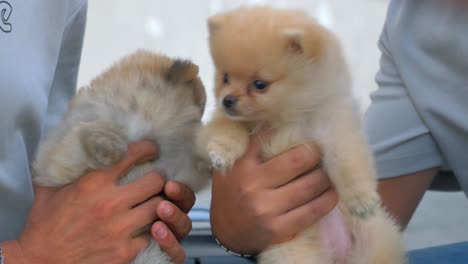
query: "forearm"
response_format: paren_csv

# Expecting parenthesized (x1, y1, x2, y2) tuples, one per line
(377, 168, 439, 229)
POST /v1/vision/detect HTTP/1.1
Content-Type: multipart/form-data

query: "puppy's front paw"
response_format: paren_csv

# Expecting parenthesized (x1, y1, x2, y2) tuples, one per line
(207, 137, 247, 174)
(79, 121, 127, 169)
(209, 150, 231, 173)
(345, 191, 381, 219)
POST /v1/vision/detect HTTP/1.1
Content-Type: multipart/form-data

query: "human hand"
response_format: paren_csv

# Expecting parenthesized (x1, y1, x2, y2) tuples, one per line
(210, 134, 338, 255)
(151, 181, 196, 264)
(11, 141, 181, 264)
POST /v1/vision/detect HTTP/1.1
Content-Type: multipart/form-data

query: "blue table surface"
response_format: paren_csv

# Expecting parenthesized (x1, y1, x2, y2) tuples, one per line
(408, 241, 468, 264)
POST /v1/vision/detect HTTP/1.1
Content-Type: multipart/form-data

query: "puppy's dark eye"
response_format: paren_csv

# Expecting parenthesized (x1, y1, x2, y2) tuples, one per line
(223, 73, 229, 84)
(253, 80, 269, 91)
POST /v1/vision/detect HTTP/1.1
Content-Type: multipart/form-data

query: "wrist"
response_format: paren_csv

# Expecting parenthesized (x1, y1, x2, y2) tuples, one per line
(210, 209, 262, 256)
(214, 236, 256, 260)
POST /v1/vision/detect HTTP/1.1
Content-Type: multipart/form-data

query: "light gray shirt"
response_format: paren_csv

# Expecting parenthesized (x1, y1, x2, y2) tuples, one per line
(365, 0, 468, 197)
(0, 0, 87, 241)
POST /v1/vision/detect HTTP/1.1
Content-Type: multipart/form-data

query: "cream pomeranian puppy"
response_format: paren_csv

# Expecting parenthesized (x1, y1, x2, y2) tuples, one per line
(33, 50, 211, 264)
(198, 6, 406, 264)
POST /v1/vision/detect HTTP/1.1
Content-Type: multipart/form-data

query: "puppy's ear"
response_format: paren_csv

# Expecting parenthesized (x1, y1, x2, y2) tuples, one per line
(283, 29, 304, 53)
(166, 59, 206, 116)
(166, 59, 199, 83)
(192, 78, 207, 116)
(207, 15, 225, 33)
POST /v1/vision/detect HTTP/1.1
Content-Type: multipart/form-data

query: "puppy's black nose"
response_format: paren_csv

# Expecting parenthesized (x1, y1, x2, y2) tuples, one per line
(223, 95, 238, 109)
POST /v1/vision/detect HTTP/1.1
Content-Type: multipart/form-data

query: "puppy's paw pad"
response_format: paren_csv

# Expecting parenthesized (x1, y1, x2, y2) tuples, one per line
(347, 193, 381, 219)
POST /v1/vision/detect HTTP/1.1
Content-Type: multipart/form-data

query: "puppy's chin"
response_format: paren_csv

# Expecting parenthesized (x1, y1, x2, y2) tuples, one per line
(223, 108, 268, 122)
(223, 109, 247, 121)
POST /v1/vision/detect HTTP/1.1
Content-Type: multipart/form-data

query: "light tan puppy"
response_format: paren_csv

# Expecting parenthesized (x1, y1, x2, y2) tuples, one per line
(33, 50, 211, 264)
(198, 6, 406, 264)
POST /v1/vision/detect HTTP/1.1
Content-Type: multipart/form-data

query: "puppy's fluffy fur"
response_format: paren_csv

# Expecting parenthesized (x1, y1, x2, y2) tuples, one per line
(33, 50, 211, 264)
(199, 6, 406, 264)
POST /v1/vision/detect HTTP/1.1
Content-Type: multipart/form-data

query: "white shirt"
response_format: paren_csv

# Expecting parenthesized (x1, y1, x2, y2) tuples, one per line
(0, 0, 87, 241)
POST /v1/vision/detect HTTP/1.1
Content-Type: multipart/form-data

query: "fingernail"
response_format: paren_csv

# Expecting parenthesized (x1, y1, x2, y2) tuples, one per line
(162, 203, 173, 217)
(155, 226, 168, 239)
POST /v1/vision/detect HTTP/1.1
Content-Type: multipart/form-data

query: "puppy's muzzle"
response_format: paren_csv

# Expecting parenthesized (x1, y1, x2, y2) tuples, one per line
(222, 95, 238, 109)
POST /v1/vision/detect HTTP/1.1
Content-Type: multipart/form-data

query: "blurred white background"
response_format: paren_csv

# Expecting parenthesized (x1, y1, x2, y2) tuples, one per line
(77, 0, 468, 250)
(77, 0, 387, 119)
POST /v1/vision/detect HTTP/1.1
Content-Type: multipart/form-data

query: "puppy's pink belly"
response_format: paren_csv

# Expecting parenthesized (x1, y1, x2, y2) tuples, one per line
(319, 207, 352, 264)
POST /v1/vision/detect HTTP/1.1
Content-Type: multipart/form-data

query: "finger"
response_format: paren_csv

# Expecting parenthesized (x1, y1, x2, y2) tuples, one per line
(152, 221, 187, 264)
(105, 141, 158, 182)
(125, 196, 164, 235)
(260, 142, 321, 188)
(120, 172, 166, 207)
(164, 181, 196, 213)
(272, 168, 331, 214)
(156, 200, 192, 241)
(130, 233, 151, 259)
(275, 188, 338, 239)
